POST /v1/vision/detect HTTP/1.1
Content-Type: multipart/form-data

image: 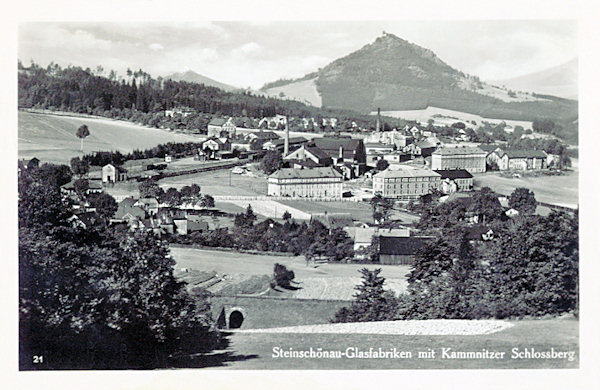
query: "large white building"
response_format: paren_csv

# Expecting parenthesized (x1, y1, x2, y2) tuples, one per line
(431, 146, 486, 173)
(267, 167, 343, 199)
(373, 165, 441, 200)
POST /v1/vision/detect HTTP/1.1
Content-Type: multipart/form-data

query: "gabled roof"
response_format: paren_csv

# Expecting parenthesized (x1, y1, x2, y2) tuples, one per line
(478, 144, 501, 153)
(433, 147, 486, 156)
(415, 138, 438, 149)
(305, 145, 331, 160)
(208, 118, 227, 126)
(120, 197, 138, 208)
(311, 213, 354, 229)
(501, 149, 548, 159)
(434, 169, 473, 179)
(373, 166, 440, 179)
(137, 197, 159, 207)
(379, 236, 432, 256)
(254, 130, 279, 140)
(61, 179, 103, 191)
(114, 204, 146, 220)
(269, 166, 343, 180)
(313, 138, 363, 160)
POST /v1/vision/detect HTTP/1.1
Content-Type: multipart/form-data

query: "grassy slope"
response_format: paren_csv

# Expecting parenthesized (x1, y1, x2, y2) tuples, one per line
(473, 171, 579, 208)
(216, 318, 578, 369)
(18, 111, 200, 164)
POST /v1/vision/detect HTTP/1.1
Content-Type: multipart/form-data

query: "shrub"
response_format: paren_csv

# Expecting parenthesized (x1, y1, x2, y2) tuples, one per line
(273, 263, 295, 288)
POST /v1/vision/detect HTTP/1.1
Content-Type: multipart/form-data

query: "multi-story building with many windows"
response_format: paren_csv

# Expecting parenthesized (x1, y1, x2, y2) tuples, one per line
(267, 167, 343, 199)
(372, 166, 441, 200)
(431, 146, 487, 173)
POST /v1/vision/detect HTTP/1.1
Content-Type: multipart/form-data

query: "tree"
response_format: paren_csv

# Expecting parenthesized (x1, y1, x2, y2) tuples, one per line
(89, 192, 118, 220)
(70, 157, 89, 178)
(282, 210, 292, 221)
(76, 124, 90, 152)
(234, 205, 257, 228)
(73, 178, 89, 199)
(163, 187, 182, 207)
(332, 268, 399, 323)
(201, 194, 215, 208)
(273, 263, 295, 288)
(139, 179, 163, 199)
(370, 194, 393, 224)
(376, 159, 389, 171)
(19, 176, 217, 369)
(509, 187, 537, 215)
(37, 163, 72, 187)
(260, 150, 283, 175)
(468, 187, 503, 223)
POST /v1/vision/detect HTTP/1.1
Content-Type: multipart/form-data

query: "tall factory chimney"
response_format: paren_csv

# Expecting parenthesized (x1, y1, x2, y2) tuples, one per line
(284, 115, 290, 156)
(376, 107, 381, 132)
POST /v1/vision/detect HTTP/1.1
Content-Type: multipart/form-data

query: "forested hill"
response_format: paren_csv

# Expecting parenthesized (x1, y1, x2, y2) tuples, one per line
(17, 62, 407, 131)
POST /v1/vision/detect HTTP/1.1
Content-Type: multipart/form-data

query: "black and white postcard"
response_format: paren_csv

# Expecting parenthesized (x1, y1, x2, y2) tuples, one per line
(4, 0, 599, 389)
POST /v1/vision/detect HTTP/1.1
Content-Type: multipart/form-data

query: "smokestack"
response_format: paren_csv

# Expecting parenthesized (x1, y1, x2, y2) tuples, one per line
(284, 116, 289, 156)
(376, 108, 381, 132)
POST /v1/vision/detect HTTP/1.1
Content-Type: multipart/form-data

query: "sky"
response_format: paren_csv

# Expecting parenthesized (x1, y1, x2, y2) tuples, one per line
(18, 20, 577, 90)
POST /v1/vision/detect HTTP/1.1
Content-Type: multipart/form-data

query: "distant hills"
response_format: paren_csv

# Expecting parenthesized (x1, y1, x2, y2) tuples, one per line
(489, 58, 577, 100)
(260, 33, 578, 122)
(165, 70, 238, 92)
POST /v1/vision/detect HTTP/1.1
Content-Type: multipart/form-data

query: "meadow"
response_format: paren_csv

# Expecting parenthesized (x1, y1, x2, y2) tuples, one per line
(18, 111, 200, 163)
(474, 170, 579, 208)
(170, 246, 410, 301)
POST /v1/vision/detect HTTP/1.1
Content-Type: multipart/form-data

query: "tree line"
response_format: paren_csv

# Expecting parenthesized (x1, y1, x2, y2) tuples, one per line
(170, 205, 354, 262)
(18, 61, 408, 133)
(333, 191, 578, 322)
(18, 164, 220, 369)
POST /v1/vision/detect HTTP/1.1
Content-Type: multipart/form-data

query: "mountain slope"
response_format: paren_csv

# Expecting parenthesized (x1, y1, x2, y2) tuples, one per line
(261, 33, 578, 122)
(165, 70, 238, 91)
(490, 58, 578, 100)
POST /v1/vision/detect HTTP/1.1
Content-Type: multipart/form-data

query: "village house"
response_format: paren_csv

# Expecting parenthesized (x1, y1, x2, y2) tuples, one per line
(102, 163, 128, 183)
(434, 169, 474, 193)
(412, 137, 440, 157)
(61, 179, 104, 196)
(490, 149, 548, 170)
(202, 137, 231, 159)
(378, 236, 433, 265)
(267, 166, 343, 199)
(344, 226, 410, 252)
(431, 146, 487, 173)
(365, 143, 396, 167)
(283, 144, 333, 168)
(373, 165, 441, 201)
(312, 137, 367, 178)
(135, 198, 159, 215)
(165, 107, 195, 118)
(112, 198, 147, 224)
(207, 117, 237, 138)
(310, 213, 354, 230)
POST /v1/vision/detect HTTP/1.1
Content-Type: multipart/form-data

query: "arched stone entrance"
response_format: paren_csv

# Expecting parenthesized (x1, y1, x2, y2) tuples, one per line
(228, 310, 244, 329)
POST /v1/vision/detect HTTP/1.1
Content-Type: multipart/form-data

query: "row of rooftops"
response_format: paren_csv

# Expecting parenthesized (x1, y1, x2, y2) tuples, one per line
(268, 166, 343, 180)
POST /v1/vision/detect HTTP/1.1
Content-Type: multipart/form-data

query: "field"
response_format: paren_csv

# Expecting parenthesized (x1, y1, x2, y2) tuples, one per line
(18, 111, 200, 164)
(474, 170, 579, 208)
(379, 106, 534, 129)
(170, 246, 410, 300)
(277, 200, 420, 224)
(158, 168, 268, 196)
(214, 318, 578, 369)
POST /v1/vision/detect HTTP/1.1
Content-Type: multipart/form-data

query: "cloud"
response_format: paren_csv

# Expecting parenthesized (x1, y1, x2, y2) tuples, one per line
(231, 42, 264, 58)
(149, 43, 164, 51)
